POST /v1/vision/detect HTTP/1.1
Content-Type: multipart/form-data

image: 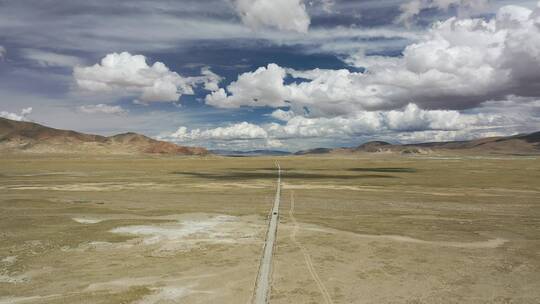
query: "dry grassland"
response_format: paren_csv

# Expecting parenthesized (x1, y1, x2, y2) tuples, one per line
(1, 154, 539, 303)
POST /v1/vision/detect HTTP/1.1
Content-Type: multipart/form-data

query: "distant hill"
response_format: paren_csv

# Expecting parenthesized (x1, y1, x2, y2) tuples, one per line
(211, 149, 292, 157)
(355, 141, 392, 152)
(3, 117, 537, 156)
(0, 117, 209, 155)
(296, 132, 540, 156)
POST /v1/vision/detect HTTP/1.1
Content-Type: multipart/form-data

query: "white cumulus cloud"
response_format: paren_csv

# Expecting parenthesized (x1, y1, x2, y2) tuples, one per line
(270, 109, 296, 121)
(206, 63, 289, 108)
(167, 122, 268, 141)
(207, 4, 540, 117)
(78, 104, 127, 115)
(266, 104, 483, 139)
(0, 107, 33, 121)
(159, 103, 497, 150)
(233, 0, 311, 33)
(385, 104, 469, 131)
(74, 52, 221, 104)
(190, 66, 223, 92)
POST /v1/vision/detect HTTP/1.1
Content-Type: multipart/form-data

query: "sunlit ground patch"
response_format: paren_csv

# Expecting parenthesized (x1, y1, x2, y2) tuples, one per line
(299, 225, 508, 249)
(1, 182, 167, 191)
(134, 286, 192, 304)
(72, 217, 103, 224)
(0, 273, 28, 284)
(0, 267, 53, 284)
(109, 214, 260, 256)
(1, 256, 16, 264)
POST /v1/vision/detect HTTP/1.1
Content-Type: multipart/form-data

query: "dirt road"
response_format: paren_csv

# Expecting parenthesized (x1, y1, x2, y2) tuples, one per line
(253, 163, 281, 304)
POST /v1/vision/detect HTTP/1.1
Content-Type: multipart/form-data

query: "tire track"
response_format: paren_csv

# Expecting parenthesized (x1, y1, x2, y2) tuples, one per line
(289, 192, 334, 304)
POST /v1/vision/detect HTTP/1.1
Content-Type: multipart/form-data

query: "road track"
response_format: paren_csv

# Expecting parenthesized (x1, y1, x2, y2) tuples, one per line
(289, 191, 334, 304)
(252, 163, 281, 304)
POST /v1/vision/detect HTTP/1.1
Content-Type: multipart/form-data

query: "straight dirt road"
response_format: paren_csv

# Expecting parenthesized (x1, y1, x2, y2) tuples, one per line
(253, 163, 281, 304)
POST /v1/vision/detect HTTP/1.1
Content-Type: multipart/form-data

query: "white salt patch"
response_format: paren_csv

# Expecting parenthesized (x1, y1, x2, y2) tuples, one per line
(7, 182, 163, 192)
(72, 218, 102, 224)
(86, 276, 161, 292)
(0, 273, 28, 284)
(109, 214, 255, 254)
(111, 215, 236, 243)
(74, 241, 134, 251)
(0, 296, 36, 304)
(0, 256, 25, 284)
(357, 235, 508, 248)
(0, 294, 63, 304)
(135, 287, 191, 304)
(1, 256, 16, 264)
(303, 226, 508, 249)
(85, 275, 214, 293)
(61, 241, 134, 252)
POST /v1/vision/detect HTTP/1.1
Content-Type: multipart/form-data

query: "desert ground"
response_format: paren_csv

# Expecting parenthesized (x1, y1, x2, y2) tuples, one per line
(1, 154, 539, 303)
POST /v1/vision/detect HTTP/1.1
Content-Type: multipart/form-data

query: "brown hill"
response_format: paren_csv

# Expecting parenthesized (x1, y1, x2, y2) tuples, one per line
(354, 141, 392, 152)
(297, 132, 540, 156)
(0, 117, 209, 155)
(401, 132, 540, 154)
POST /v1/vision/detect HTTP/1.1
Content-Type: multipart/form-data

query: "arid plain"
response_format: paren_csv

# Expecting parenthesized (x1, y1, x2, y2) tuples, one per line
(1, 154, 539, 304)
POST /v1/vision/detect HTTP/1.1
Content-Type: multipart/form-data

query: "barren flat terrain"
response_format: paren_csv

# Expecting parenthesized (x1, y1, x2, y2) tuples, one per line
(1, 154, 539, 303)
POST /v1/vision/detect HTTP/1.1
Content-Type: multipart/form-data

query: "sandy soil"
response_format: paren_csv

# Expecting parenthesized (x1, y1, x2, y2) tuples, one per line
(1, 155, 539, 303)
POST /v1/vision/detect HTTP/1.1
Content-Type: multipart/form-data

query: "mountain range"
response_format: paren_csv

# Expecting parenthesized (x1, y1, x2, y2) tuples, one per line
(296, 132, 540, 155)
(1, 117, 539, 156)
(0, 117, 208, 155)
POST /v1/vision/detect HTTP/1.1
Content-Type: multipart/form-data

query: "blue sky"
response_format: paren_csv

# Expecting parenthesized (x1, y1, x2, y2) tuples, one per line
(1, 0, 540, 151)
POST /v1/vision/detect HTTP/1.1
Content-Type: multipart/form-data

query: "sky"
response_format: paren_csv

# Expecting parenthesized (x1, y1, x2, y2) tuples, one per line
(1, 0, 540, 151)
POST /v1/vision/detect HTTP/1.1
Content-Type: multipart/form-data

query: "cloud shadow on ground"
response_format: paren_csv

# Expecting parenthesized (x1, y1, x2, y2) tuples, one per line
(171, 171, 398, 180)
(348, 167, 417, 173)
